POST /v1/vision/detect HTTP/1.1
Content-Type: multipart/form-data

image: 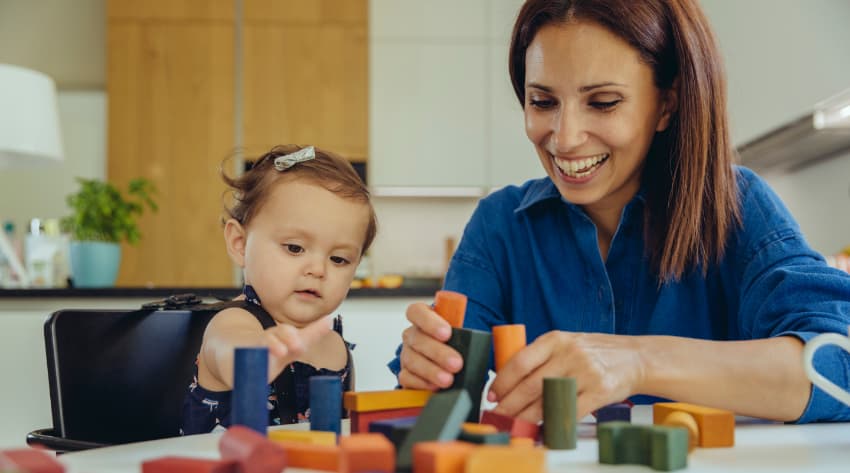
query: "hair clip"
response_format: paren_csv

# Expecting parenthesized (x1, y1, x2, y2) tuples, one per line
(273, 146, 316, 171)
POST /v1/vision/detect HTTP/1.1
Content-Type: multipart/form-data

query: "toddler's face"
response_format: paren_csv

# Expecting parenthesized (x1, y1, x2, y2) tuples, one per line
(239, 179, 369, 326)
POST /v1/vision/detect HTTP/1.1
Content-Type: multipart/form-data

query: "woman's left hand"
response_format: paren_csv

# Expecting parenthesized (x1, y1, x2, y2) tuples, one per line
(486, 331, 646, 423)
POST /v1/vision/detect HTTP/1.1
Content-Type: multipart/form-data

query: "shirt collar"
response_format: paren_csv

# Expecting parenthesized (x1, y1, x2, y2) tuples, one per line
(513, 175, 649, 214)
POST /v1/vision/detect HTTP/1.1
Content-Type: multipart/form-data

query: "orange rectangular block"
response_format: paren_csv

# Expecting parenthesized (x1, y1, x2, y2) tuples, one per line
(461, 423, 498, 435)
(344, 389, 432, 412)
(412, 441, 476, 473)
(274, 441, 341, 471)
(465, 445, 545, 473)
(653, 402, 735, 447)
(492, 324, 526, 371)
(268, 429, 336, 445)
(434, 290, 467, 328)
(339, 433, 395, 473)
(350, 406, 423, 433)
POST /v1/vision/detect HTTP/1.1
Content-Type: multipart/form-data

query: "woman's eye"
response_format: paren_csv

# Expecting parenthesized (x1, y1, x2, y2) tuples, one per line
(590, 100, 621, 111)
(285, 244, 304, 254)
(528, 98, 556, 110)
(330, 256, 350, 265)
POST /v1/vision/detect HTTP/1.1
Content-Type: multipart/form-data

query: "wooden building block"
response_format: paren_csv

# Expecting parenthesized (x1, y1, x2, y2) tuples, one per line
(310, 375, 343, 435)
(653, 402, 734, 447)
(396, 389, 472, 472)
(543, 377, 577, 449)
(267, 429, 336, 446)
(657, 410, 698, 452)
(651, 426, 689, 471)
(458, 430, 510, 445)
(273, 441, 341, 471)
(232, 347, 269, 434)
(339, 433, 395, 473)
(368, 416, 419, 442)
(509, 437, 535, 447)
(0, 449, 64, 473)
(434, 290, 467, 328)
(350, 406, 423, 433)
(412, 441, 475, 473)
(445, 327, 492, 422)
(492, 324, 526, 371)
(461, 423, 498, 435)
(142, 456, 237, 473)
(596, 403, 632, 424)
(479, 410, 539, 440)
(219, 425, 287, 473)
(344, 390, 432, 412)
(465, 445, 545, 473)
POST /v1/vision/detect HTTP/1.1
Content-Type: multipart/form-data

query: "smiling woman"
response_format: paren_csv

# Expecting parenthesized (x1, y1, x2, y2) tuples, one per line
(391, 0, 850, 425)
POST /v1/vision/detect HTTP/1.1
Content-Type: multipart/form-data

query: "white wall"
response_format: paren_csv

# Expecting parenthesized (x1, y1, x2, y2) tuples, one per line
(701, 0, 850, 255)
(0, 90, 106, 237)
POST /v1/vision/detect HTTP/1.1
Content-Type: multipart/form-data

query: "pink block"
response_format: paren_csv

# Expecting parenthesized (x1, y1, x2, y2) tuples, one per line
(0, 448, 64, 473)
(142, 456, 237, 473)
(480, 410, 540, 440)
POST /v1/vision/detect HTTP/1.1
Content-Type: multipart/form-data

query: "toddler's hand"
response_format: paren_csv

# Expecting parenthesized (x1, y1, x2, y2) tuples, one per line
(262, 315, 333, 379)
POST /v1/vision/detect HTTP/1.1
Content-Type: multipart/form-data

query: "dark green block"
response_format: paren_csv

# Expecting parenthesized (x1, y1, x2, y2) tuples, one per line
(388, 424, 412, 452)
(459, 430, 511, 445)
(445, 327, 492, 423)
(597, 421, 627, 464)
(543, 377, 577, 449)
(650, 426, 689, 471)
(395, 389, 472, 472)
(619, 424, 653, 466)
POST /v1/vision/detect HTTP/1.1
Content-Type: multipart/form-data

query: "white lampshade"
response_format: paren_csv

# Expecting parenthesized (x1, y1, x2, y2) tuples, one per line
(0, 64, 64, 167)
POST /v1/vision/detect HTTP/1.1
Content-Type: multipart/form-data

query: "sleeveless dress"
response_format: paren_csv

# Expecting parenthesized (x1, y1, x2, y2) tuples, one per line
(179, 286, 353, 435)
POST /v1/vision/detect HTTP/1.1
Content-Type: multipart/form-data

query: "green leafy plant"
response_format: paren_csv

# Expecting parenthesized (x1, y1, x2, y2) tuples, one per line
(62, 177, 158, 245)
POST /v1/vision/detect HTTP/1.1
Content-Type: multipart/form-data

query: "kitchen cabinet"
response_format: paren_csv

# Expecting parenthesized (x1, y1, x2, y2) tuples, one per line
(368, 0, 544, 191)
(106, 0, 367, 286)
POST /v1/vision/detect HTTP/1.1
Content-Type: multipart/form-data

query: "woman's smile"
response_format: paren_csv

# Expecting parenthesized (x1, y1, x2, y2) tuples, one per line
(551, 153, 610, 182)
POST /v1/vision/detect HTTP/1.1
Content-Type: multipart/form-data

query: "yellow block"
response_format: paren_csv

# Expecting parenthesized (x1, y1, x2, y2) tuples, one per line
(465, 445, 545, 473)
(653, 402, 734, 447)
(343, 389, 432, 412)
(268, 429, 337, 446)
(462, 423, 499, 435)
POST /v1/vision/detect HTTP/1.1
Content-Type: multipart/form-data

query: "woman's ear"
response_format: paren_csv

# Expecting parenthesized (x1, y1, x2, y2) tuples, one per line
(223, 219, 247, 268)
(656, 78, 679, 132)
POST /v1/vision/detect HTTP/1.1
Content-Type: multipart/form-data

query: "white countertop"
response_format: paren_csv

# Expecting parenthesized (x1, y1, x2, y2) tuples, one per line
(58, 406, 850, 472)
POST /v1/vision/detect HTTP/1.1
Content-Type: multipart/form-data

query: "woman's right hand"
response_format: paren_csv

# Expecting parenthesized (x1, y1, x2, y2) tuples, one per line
(398, 302, 464, 391)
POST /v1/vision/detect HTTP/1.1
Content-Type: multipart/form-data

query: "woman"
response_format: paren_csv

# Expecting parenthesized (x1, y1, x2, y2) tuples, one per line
(391, 0, 850, 423)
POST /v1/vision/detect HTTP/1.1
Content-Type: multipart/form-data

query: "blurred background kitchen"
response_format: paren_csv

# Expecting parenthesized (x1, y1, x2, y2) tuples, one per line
(1, 0, 849, 290)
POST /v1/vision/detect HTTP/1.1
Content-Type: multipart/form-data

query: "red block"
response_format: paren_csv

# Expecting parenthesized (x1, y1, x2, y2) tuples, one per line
(350, 406, 423, 433)
(0, 448, 64, 473)
(480, 410, 540, 440)
(219, 425, 287, 473)
(142, 456, 237, 473)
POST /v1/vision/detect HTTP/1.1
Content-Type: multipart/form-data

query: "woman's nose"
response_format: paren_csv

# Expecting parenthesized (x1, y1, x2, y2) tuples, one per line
(551, 106, 588, 152)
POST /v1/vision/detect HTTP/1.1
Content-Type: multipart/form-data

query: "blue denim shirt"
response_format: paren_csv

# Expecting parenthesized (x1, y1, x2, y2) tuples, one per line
(388, 167, 850, 423)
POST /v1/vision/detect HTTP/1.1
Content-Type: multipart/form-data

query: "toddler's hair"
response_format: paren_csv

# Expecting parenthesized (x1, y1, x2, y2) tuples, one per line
(222, 145, 377, 254)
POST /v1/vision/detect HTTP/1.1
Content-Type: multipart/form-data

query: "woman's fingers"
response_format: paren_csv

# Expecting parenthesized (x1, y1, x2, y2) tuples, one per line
(488, 331, 563, 403)
(400, 327, 462, 388)
(406, 302, 453, 342)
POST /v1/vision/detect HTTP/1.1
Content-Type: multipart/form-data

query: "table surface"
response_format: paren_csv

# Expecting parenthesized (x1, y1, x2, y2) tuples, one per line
(58, 406, 850, 473)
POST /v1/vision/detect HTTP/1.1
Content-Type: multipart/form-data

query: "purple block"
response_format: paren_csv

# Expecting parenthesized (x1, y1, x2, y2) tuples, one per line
(596, 403, 632, 424)
(368, 415, 419, 441)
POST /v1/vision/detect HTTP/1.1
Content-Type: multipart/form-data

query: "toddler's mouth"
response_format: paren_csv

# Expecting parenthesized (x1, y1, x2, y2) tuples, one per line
(296, 289, 321, 298)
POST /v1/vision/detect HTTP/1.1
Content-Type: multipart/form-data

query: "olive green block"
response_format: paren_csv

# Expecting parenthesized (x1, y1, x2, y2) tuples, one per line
(396, 389, 472, 472)
(619, 424, 653, 465)
(651, 426, 689, 471)
(459, 430, 511, 445)
(543, 377, 577, 449)
(445, 327, 492, 423)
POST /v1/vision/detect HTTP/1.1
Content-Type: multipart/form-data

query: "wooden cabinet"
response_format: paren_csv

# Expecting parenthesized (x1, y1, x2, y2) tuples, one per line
(107, 0, 367, 286)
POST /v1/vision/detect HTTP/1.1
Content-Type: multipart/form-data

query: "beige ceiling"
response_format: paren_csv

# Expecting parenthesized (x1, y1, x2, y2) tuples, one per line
(0, 0, 105, 89)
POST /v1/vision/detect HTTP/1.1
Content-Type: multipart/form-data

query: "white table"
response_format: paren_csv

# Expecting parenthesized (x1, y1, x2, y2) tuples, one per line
(59, 406, 850, 472)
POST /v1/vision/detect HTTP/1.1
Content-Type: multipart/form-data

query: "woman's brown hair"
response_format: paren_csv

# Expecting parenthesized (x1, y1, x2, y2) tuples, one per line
(222, 145, 378, 255)
(509, 0, 740, 281)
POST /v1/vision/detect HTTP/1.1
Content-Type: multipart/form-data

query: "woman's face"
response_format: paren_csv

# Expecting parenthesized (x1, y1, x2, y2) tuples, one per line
(524, 20, 674, 214)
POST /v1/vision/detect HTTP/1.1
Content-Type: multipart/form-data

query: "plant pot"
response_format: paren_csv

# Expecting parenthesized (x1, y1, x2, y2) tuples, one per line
(69, 241, 121, 288)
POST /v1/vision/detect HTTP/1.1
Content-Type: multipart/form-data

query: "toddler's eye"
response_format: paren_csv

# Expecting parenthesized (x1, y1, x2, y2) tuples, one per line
(285, 244, 304, 254)
(330, 256, 350, 265)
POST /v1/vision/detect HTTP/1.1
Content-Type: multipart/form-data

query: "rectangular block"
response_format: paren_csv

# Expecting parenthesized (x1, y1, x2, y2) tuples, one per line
(350, 406, 423, 433)
(479, 410, 539, 440)
(651, 426, 689, 471)
(445, 327, 492, 422)
(219, 426, 287, 473)
(368, 416, 419, 441)
(0, 449, 64, 473)
(268, 429, 336, 446)
(310, 376, 343, 435)
(396, 389, 472, 472)
(542, 377, 577, 449)
(464, 445, 545, 473)
(458, 430, 510, 445)
(461, 423, 498, 435)
(596, 403, 632, 424)
(344, 389, 432, 412)
(412, 441, 475, 473)
(653, 402, 734, 447)
(274, 441, 341, 471)
(339, 433, 395, 473)
(142, 456, 237, 473)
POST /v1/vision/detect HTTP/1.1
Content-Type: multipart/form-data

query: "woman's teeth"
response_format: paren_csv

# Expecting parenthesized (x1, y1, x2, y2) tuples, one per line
(554, 153, 609, 178)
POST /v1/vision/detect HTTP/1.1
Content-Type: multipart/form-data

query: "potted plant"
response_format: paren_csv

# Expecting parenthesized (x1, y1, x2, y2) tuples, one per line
(61, 177, 157, 287)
